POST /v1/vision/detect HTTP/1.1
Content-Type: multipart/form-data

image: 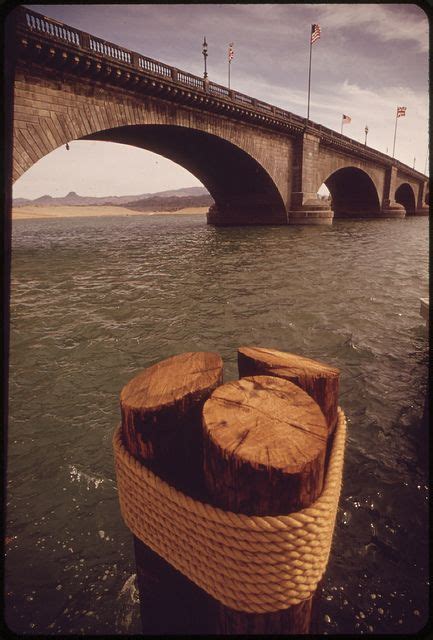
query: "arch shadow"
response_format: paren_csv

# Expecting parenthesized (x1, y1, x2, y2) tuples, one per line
(395, 183, 416, 215)
(324, 167, 381, 218)
(83, 125, 287, 226)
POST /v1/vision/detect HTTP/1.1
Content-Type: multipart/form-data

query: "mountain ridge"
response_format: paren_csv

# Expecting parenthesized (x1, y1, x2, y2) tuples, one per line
(13, 186, 209, 208)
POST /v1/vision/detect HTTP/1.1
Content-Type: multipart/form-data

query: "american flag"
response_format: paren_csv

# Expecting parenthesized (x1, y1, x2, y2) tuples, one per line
(228, 43, 234, 62)
(397, 106, 406, 117)
(311, 24, 321, 44)
(342, 114, 352, 124)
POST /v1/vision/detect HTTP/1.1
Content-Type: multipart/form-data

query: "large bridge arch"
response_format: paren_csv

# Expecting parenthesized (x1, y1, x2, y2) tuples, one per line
(13, 72, 291, 225)
(83, 124, 287, 224)
(321, 166, 381, 218)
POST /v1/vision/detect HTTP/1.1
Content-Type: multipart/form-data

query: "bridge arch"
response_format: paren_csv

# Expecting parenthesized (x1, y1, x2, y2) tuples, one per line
(12, 81, 290, 225)
(322, 167, 381, 218)
(395, 183, 416, 215)
(83, 124, 286, 225)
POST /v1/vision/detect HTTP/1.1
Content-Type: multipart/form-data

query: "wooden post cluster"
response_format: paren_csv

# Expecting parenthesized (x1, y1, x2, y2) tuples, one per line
(119, 346, 340, 635)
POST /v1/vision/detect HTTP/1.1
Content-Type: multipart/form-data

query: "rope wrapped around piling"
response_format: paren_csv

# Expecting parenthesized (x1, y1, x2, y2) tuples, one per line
(113, 407, 347, 613)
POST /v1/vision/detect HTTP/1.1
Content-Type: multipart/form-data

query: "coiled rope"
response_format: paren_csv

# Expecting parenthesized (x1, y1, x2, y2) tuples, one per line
(113, 407, 346, 613)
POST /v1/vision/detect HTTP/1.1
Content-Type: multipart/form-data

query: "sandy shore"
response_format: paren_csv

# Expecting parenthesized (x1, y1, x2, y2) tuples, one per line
(12, 205, 208, 220)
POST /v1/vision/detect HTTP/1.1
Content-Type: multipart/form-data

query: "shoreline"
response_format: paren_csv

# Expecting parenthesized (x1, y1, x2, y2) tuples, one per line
(12, 205, 208, 220)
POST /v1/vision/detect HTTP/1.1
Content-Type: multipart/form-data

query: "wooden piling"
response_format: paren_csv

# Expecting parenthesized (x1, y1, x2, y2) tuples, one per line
(237, 346, 341, 627)
(238, 346, 340, 434)
(120, 351, 223, 634)
(202, 374, 329, 634)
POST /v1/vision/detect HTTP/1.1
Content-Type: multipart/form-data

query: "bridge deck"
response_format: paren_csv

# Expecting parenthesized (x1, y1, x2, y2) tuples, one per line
(13, 6, 428, 182)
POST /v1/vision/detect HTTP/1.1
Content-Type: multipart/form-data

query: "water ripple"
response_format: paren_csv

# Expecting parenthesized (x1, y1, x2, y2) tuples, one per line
(7, 214, 428, 634)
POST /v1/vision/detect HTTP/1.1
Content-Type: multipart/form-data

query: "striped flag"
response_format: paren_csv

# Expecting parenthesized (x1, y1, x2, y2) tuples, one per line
(342, 114, 352, 124)
(397, 106, 406, 117)
(311, 24, 321, 44)
(228, 42, 234, 62)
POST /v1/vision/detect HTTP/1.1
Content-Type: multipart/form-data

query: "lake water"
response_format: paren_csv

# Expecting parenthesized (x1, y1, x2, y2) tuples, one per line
(6, 213, 429, 634)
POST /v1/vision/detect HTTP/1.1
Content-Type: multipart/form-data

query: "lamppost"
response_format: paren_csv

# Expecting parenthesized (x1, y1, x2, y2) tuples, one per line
(364, 125, 369, 146)
(202, 36, 208, 79)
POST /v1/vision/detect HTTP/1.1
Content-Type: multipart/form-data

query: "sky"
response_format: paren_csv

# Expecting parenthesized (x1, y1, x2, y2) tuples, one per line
(13, 3, 429, 199)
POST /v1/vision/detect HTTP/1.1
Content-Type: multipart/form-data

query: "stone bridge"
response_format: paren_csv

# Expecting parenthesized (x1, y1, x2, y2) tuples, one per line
(9, 7, 429, 225)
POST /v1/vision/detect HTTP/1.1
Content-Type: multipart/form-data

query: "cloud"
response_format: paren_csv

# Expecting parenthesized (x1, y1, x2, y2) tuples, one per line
(235, 73, 428, 168)
(318, 4, 428, 52)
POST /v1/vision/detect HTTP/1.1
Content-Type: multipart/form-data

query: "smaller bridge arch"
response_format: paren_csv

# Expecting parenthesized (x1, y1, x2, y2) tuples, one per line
(395, 183, 416, 215)
(322, 166, 381, 218)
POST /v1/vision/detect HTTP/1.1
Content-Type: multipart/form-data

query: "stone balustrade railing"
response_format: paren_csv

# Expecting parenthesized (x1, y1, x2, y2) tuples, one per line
(18, 7, 428, 181)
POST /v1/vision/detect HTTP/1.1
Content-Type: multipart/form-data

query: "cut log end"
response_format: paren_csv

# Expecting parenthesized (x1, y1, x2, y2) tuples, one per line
(120, 351, 223, 413)
(238, 346, 340, 434)
(202, 375, 328, 515)
(120, 350, 223, 494)
(238, 345, 339, 377)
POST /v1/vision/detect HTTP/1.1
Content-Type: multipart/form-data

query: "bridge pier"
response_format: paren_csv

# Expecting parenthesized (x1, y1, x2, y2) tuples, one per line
(206, 203, 288, 226)
(414, 206, 429, 216)
(287, 186, 334, 225)
(379, 202, 429, 218)
(287, 131, 334, 225)
(414, 183, 429, 215)
(415, 181, 429, 215)
(287, 199, 334, 225)
(207, 201, 335, 226)
(381, 166, 407, 217)
(380, 200, 407, 218)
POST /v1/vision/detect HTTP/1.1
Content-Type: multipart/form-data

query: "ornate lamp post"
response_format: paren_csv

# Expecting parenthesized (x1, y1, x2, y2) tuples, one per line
(364, 125, 369, 146)
(202, 36, 208, 79)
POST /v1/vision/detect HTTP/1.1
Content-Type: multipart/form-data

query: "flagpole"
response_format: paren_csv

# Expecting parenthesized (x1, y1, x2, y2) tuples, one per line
(340, 115, 343, 134)
(392, 110, 398, 158)
(307, 27, 313, 121)
(228, 43, 233, 90)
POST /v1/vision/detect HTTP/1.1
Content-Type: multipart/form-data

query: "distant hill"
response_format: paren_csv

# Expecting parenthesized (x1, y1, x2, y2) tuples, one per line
(12, 186, 209, 208)
(121, 194, 213, 212)
(13, 197, 33, 207)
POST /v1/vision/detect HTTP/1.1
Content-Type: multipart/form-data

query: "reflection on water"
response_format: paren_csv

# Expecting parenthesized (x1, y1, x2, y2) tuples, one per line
(7, 214, 429, 634)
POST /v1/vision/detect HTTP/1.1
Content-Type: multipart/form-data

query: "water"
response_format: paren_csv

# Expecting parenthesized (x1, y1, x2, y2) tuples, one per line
(6, 213, 429, 634)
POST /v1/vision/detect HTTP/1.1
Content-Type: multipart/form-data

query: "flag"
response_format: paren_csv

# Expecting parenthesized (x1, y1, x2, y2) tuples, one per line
(228, 42, 234, 62)
(342, 114, 351, 124)
(397, 106, 406, 117)
(311, 24, 321, 44)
